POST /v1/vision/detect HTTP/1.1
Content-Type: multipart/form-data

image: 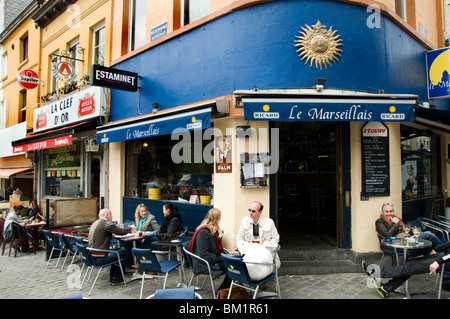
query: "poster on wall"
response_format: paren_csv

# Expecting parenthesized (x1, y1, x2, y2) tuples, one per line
(361, 122, 390, 196)
(402, 160, 418, 199)
(215, 136, 232, 173)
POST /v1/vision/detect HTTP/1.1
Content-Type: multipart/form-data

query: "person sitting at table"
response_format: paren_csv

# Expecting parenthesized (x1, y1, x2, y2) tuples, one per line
(236, 201, 279, 245)
(156, 202, 183, 240)
(362, 240, 450, 298)
(134, 203, 160, 248)
(188, 208, 231, 295)
(3, 205, 30, 251)
(88, 208, 136, 284)
(376, 202, 442, 255)
(26, 200, 41, 220)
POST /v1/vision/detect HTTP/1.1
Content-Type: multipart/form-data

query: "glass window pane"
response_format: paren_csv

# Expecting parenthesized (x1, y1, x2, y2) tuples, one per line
(401, 126, 440, 200)
(129, 0, 147, 51)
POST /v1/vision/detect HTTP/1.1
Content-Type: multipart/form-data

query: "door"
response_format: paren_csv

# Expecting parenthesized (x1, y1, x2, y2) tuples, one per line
(274, 122, 342, 248)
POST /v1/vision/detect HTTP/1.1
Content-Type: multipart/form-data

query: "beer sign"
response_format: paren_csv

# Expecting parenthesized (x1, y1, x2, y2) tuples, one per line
(17, 69, 39, 89)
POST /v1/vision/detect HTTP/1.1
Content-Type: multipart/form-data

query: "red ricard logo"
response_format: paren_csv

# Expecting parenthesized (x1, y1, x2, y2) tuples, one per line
(78, 94, 95, 117)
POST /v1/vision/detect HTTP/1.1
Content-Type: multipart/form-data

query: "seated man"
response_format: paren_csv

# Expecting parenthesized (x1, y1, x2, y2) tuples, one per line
(88, 208, 136, 284)
(362, 240, 450, 298)
(236, 201, 279, 244)
(376, 202, 442, 254)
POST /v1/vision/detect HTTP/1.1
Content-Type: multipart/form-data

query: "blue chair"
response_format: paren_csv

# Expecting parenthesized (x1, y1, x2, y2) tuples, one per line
(44, 230, 64, 267)
(182, 240, 224, 297)
(148, 287, 202, 299)
(60, 234, 80, 271)
(221, 253, 280, 299)
(132, 247, 182, 299)
(75, 243, 126, 296)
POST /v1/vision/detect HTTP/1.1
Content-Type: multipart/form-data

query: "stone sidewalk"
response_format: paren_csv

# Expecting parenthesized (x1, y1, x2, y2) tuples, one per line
(0, 249, 448, 300)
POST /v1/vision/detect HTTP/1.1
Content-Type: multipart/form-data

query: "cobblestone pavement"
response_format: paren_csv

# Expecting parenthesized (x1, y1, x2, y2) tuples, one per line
(0, 249, 448, 300)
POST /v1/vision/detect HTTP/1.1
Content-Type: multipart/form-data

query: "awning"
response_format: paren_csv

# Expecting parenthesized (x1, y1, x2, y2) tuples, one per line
(243, 98, 416, 122)
(11, 121, 91, 153)
(0, 167, 33, 179)
(415, 107, 450, 132)
(97, 107, 212, 144)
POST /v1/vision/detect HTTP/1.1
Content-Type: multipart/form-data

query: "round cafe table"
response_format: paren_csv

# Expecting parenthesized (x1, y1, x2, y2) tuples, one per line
(381, 237, 432, 299)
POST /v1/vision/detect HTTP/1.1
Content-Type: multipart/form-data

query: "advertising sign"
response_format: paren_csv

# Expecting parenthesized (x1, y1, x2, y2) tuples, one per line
(33, 86, 106, 133)
(361, 122, 390, 196)
(17, 69, 39, 89)
(90, 64, 139, 92)
(243, 98, 415, 122)
(13, 135, 72, 153)
(426, 47, 450, 99)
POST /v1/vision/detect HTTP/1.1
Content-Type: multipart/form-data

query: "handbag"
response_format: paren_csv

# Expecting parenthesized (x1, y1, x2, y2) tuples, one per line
(217, 286, 248, 299)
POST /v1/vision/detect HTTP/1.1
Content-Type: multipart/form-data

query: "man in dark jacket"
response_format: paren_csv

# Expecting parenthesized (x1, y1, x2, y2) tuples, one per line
(88, 208, 136, 284)
(362, 241, 450, 298)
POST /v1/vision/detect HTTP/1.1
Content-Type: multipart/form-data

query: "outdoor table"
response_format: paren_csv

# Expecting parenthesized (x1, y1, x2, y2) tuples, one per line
(115, 231, 156, 282)
(25, 221, 46, 251)
(382, 237, 432, 299)
(151, 236, 187, 287)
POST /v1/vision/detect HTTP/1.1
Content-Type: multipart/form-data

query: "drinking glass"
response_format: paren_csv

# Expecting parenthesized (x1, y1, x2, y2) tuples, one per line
(403, 224, 411, 236)
(413, 227, 421, 243)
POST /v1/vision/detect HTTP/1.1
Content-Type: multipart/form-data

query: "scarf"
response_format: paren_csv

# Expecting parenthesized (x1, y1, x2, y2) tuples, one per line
(188, 225, 223, 255)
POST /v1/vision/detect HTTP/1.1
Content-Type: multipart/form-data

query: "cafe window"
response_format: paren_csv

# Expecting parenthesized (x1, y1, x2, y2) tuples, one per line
(126, 132, 213, 202)
(44, 141, 82, 197)
(401, 125, 441, 200)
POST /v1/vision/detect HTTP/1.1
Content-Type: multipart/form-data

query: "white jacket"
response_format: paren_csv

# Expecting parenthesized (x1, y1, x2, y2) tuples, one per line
(236, 215, 279, 244)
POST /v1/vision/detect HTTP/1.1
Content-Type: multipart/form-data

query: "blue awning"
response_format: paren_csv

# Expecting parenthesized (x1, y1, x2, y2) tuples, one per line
(243, 98, 416, 122)
(97, 107, 212, 144)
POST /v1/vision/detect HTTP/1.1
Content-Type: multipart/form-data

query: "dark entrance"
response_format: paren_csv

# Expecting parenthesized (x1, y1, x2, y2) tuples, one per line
(274, 122, 341, 249)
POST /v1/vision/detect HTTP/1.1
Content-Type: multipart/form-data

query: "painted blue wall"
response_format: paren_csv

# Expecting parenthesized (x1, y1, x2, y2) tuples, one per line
(110, 0, 442, 121)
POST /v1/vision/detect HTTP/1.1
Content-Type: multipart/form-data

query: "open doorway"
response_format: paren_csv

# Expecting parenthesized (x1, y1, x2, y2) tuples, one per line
(274, 122, 341, 249)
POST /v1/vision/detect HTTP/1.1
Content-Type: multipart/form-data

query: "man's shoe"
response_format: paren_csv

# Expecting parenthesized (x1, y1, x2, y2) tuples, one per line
(361, 260, 374, 277)
(374, 282, 389, 298)
(110, 278, 123, 285)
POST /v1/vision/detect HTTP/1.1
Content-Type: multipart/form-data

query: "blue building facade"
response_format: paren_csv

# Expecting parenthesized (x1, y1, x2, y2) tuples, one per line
(99, 0, 450, 252)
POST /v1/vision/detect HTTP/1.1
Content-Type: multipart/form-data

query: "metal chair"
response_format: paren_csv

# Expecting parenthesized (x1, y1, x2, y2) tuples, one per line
(182, 240, 224, 297)
(221, 253, 281, 299)
(147, 287, 202, 299)
(75, 243, 127, 296)
(44, 230, 64, 267)
(435, 263, 450, 299)
(132, 247, 182, 299)
(60, 234, 80, 271)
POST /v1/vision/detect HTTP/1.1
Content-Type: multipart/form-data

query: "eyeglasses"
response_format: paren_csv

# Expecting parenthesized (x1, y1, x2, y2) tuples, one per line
(248, 209, 258, 213)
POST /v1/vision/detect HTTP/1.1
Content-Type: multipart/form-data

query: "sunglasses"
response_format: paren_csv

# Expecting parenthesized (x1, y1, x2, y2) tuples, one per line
(248, 209, 258, 213)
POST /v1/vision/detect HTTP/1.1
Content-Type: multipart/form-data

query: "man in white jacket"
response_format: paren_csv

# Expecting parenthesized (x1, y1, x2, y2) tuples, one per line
(236, 201, 279, 244)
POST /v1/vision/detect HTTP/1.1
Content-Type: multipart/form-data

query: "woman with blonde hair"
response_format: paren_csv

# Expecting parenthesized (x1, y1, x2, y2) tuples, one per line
(188, 208, 231, 295)
(133, 203, 160, 248)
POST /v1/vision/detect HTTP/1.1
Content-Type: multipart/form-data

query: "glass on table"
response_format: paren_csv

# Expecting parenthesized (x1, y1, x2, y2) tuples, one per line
(403, 224, 411, 236)
(412, 226, 421, 243)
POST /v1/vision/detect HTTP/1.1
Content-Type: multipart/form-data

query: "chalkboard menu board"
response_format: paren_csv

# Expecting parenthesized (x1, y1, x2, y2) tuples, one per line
(361, 122, 390, 196)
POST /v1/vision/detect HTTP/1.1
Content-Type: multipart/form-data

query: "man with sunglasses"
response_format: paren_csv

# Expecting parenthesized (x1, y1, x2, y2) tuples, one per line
(236, 201, 279, 245)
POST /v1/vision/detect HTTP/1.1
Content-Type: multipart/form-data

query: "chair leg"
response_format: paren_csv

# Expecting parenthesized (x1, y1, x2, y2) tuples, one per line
(89, 268, 103, 296)
(55, 249, 64, 268)
(140, 275, 145, 299)
(47, 247, 55, 266)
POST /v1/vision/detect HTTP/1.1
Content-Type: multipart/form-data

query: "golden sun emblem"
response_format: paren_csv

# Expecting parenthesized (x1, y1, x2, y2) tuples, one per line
(294, 20, 343, 70)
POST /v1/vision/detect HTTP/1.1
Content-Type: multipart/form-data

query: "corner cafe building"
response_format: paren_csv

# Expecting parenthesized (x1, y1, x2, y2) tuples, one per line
(11, 86, 107, 227)
(97, 0, 450, 254)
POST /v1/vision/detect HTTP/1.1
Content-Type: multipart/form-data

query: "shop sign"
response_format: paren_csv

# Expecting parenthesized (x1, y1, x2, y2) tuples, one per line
(426, 47, 450, 99)
(33, 86, 105, 133)
(52, 60, 76, 82)
(361, 122, 390, 196)
(17, 69, 39, 89)
(12, 134, 72, 153)
(243, 98, 415, 122)
(97, 107, 211, 144)
(90, 64, 139, 92)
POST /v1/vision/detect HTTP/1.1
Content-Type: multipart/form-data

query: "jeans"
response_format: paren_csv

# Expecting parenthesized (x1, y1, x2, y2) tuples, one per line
(93, 248, 129, 281)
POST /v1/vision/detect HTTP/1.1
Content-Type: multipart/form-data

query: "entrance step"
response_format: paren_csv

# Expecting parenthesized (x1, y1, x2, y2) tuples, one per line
(278, 248, 361, 276)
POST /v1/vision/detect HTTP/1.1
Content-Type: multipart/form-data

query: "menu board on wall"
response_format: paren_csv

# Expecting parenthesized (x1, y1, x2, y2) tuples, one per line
(361, 122, 390, 196)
